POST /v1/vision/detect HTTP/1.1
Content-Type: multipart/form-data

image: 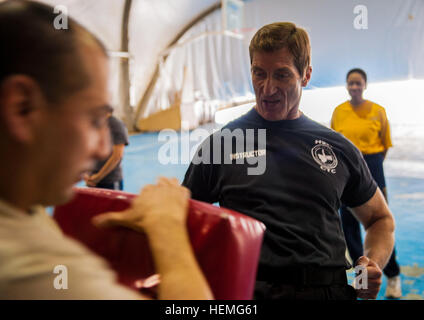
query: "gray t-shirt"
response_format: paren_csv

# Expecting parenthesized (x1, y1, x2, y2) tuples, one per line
(0, 199, 142, 299)
(93, 116, 129, 183)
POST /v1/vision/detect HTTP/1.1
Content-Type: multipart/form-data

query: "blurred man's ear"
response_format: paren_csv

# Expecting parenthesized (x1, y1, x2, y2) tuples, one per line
(0, 75, 46, 143)
(301, 66, 312, 87)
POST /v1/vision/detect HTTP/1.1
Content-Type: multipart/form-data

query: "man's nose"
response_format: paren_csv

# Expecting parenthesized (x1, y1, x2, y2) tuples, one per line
(263, 78, 277, 96)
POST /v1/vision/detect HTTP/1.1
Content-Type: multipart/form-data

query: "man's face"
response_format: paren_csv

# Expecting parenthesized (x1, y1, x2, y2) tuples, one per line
(347, 72, 366, 100)
(251, 48, 311, 121)
(33, 44, 112, 206)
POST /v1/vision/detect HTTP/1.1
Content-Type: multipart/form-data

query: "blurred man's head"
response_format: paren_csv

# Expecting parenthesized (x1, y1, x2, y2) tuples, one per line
(0, 0, 112, 209)
(249, 22, 312, 121)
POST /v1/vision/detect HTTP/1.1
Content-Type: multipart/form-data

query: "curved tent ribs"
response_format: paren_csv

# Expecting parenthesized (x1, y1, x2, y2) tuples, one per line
(133, 2, 221, 131)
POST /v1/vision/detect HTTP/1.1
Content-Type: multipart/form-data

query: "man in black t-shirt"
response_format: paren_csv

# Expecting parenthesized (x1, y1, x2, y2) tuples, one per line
(183, 22, 395, 300)
(85, 113, 129, 190)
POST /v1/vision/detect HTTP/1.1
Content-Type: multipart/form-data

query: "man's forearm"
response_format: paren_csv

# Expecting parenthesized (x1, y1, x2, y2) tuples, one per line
(94, 155, 121, 182)
(147, 225, 213, 300)
(363, 215, 395, 269)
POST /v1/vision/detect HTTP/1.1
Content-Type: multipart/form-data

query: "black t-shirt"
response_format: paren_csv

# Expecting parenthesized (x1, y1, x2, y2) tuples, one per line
(183, 108, 377, 276)
(93, 115, 129, 183)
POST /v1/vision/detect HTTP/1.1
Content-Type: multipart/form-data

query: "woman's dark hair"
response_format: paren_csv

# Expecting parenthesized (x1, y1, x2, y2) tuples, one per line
(346, 68, 367, 83)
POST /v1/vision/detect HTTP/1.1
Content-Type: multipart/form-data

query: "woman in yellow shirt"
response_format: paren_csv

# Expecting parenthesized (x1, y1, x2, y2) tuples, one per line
(331, 68, 401, 299)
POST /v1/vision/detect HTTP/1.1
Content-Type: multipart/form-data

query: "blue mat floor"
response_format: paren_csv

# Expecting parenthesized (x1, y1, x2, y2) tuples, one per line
(78, 129, 424, 300)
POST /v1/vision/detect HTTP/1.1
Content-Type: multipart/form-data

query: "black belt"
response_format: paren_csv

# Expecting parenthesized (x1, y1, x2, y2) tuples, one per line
(257, 266, 348, 286)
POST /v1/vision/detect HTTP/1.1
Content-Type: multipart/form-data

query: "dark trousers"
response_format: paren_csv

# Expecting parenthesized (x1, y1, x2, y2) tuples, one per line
(340, 152, 400, 278)
(254, 281, 357, 300)
(254, 267, 356, 300)
(95, 180, 124, 191)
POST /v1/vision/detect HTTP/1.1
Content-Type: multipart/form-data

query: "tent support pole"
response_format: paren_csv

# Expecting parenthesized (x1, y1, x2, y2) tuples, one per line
(119, 0, 133, 130)
(133, 1, 221, 130)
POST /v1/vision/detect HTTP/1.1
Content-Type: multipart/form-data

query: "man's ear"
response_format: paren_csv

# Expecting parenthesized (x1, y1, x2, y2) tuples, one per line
(301, 66, 312, 87)
(0, 75, 47, 143)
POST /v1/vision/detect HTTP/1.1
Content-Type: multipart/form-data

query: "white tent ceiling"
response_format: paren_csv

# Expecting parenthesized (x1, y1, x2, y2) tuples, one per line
(39, 0, 124, 50)
(35, 0, 424, 128)
(38, 0, 218, 121)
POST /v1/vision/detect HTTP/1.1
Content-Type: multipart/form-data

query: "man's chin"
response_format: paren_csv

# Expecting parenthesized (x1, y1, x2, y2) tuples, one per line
(258, 106, 287, 121)
(43, 188, 76, 208)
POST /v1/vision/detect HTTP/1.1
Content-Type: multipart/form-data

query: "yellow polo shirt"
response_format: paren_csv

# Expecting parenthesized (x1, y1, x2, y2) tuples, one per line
(331, 100, 393, 155)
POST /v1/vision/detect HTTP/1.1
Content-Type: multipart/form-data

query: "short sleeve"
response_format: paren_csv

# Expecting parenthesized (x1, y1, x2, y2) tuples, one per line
(379, 108, 393, 150)
(330, 109, 337, 130)
(109, 117, 129, 146)
(182, 135, 220, 203)
(340, 142, 378, 208)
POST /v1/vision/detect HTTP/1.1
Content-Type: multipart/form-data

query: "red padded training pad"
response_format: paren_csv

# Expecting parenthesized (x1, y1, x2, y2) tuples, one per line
(53, 187, 265, 300)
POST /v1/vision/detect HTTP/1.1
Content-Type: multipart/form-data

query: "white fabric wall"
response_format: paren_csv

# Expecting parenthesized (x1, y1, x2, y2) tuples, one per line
(37, 0, 217, 120)
(128, 0, 217, 110)
(243, 0, 424, 87)
(38, 0, 123, 50)
(38, 0, 125, 117)
(34, 0, 424, 125)
(142, 0, 424, 122)
(142, 9, 254, 124)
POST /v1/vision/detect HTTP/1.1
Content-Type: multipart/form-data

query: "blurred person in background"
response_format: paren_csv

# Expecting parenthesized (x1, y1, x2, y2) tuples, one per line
(85, 111, 129, 190)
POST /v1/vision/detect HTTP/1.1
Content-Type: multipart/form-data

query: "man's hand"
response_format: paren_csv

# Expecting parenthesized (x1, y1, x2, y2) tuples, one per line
(351, 188, 395, 299)
(355, 256, 383, 299)
(92, 177, 190, 235)
(91, 177, 213, 300)
(85, 173, 101, 187)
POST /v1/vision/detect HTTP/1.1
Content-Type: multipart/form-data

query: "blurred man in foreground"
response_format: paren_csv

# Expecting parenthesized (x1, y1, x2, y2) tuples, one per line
(0, 0, 212, 300)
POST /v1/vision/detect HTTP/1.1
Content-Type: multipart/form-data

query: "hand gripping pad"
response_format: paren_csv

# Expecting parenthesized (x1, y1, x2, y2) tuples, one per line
(53, 187, 265, 299)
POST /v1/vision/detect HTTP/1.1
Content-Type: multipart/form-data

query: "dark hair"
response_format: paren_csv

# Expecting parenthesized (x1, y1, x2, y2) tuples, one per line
(249, 22, 311, 77)
(346, 68, 367, 83)
(0, 0, 107, 103)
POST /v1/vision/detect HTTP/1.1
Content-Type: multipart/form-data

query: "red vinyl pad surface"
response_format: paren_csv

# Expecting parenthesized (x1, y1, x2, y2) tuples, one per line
(53, 187, 265, 300)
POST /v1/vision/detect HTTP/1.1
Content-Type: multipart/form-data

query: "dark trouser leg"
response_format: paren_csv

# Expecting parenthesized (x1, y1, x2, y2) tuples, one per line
(95, 180, 123, 190)
(380, 188, 401, 278)
(340, 205, 363, 264)
(363, 154, 401, 278)
(254, 281, 357, 300)
(383, 248, 401, 278)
